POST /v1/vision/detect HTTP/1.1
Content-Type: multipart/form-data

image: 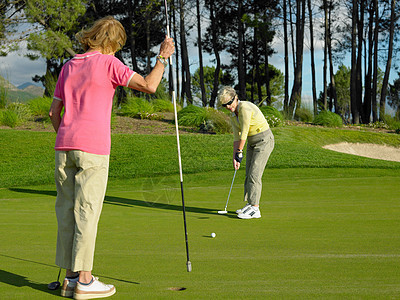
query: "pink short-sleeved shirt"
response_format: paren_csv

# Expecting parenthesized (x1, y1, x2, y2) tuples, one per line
(53, 51, 135, 155)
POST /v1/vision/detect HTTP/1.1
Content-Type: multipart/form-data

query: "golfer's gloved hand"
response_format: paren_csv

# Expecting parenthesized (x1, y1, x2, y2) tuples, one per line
(235, 150, 243, 163)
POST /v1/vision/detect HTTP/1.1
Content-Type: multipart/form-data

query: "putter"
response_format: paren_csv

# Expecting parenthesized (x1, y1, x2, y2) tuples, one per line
(218, 169, 237, 214)
(48, 268, 62, 290)
(163, 0, 191, 272)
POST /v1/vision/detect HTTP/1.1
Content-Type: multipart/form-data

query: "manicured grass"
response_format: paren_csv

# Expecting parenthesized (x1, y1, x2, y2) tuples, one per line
(0, 168, 399, 299)
(1, 126, 400, 187)
(0, 126, 399, 298)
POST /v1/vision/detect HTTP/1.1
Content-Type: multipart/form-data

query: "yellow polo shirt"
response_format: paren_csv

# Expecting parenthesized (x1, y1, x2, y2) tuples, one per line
(230, 101, 269, 141)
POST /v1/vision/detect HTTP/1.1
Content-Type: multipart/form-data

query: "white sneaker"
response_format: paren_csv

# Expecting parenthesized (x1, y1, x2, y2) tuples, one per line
(74, 276, 115, 299)
(61, 277, 78, 298)
(237, 206, 261, 219)
(236, 203, 251, 214)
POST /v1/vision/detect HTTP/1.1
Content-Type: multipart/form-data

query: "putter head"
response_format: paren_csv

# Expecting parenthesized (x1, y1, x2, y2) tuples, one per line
(217, 210, 228, 214)
(48, 281, 61, 290)
(186, 261, 192, 272)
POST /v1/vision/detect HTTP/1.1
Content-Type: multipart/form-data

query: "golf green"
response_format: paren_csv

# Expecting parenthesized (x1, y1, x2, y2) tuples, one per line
(0, 168, 399, 299)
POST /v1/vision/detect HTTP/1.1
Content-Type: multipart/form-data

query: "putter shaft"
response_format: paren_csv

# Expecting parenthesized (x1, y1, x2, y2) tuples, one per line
(223, 169, 237, 211)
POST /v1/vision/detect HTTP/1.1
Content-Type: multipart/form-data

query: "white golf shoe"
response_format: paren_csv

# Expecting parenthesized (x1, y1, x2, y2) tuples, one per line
(237, 205, 261, 219)
(74, 276, 115, 299)
(236, 203, 251, 214)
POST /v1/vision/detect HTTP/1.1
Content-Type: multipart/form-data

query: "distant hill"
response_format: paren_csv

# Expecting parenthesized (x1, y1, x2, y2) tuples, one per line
(18, 82, 37, 90)
(1, 75, 44, 103)
(0, 75, 17, 91)
(18, 83, 44, 97)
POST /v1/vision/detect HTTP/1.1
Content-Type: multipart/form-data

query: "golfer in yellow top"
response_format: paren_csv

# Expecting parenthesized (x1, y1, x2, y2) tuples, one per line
(218, 86, 274, 219)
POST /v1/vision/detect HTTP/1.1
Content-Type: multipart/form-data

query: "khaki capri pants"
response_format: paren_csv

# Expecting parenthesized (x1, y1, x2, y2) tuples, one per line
(244, 129, 274, 206)
(55, 150, 109, 272)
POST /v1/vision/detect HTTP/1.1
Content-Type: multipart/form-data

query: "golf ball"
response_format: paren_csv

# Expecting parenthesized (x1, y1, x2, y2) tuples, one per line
(211, 232, 216, 238)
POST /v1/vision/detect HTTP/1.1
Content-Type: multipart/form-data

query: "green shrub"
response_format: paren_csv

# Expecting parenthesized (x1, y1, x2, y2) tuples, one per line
(178, 105, 231, 134)
(294, 107, 313, 122)
(118, 97, 154, 119)
(152, 98, 175, 112)
(382, 114, 400, 132)
(260, 106, 284, 127)
(177, 105, 207, 127)
(0, 109, 18, 128)
(0, 85, 7, 109)
(0, 102, 32, 127)
(260, 106, 283, 119)
(313, 110, 343, 127)
(43, 72, 57, 97)
(28, 97, 53, 122)
(200, 108, 232, 134)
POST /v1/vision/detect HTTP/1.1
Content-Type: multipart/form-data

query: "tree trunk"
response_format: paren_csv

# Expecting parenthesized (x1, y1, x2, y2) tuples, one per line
(251, 27, 256, 103)
(356, 0, 364, 122)
(256, 47, 262, 104)
(196, 0, 207, 107)
(262, 8, 271, 106)
(265, 53, 271, 105)
(146, 10, 151, 75)
(250, 70, 255, 103)
(127, 0, 139, 72)
(283, 0, 289, 112)
(364, 2, 374, 123)
(350, 0, 359, 124)
(380, 0, 396, 120)
(179, 0, 193, 104)
(288, 0, 296, 70)
(307, 0, 317, 115)
(288, 0, 305, 117)
(323, 0, 328, 110)
(372, 0, 379, 122)
(252, 25, 262, 104)
(327, 0, 337, 113)
(238, 0, 246, 100)
(209, 0, 221, 108)
(168, 0, 174, 98)
(172, 0, 180, 105)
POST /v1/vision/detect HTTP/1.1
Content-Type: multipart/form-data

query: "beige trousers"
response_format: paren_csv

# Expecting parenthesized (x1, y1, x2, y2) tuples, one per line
(244, 129, 274, 206)
(54, 150, 109, 272)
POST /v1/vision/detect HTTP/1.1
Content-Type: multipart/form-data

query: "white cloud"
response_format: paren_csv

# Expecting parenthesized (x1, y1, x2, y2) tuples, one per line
(0, 46, 46, 87)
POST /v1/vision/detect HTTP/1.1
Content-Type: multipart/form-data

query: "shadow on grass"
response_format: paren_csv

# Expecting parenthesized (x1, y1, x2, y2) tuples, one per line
(0, 254, 140, 291)
(105, 194, 237, 217)
(0, 255, 62, 296)
(8, 188, 238, 218)
(0, 269, 59, 296)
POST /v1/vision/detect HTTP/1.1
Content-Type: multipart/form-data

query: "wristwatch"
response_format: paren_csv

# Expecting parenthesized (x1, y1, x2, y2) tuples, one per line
(157, 55, 168, 68)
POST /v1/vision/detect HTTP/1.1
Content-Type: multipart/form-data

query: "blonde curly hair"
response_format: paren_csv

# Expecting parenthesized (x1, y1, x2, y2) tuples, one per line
(217, 86, 237, 105)
(76, 16, 127, 54)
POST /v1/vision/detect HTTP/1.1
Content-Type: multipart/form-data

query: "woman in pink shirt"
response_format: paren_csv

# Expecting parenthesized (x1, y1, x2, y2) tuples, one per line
(49, 16, 174, 299)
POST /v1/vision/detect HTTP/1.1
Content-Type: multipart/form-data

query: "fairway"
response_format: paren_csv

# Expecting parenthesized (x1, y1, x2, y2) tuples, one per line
(1, 168, 399, 299)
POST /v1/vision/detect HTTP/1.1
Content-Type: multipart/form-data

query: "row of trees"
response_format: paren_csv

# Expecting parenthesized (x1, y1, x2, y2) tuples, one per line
(347, 0, 398, 123)
(285, 0, 400, 123)
(1, 0, 400, 123)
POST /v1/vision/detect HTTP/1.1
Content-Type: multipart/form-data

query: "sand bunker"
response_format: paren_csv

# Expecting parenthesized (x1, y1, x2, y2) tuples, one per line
(323, 142, 400, 162)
